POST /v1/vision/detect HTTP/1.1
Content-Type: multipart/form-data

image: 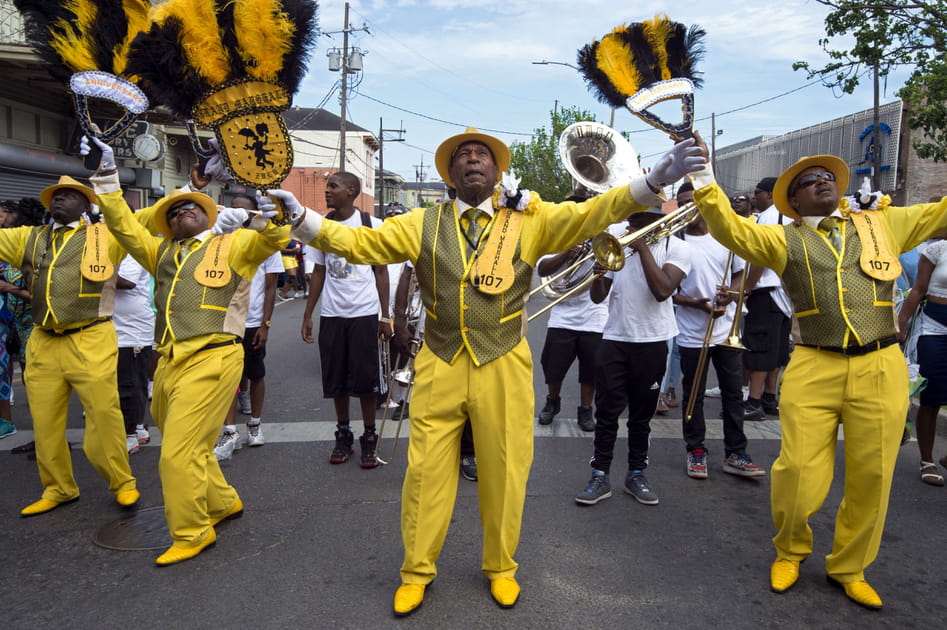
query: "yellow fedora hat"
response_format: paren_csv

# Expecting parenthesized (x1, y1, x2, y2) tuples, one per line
(153, 189, 219, 237)
(434, 127, 510, 187)
(39, 175, 97, 209)
(773, 155, 850, 220)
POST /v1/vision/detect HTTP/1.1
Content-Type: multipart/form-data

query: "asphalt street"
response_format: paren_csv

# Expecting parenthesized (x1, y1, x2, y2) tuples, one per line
(2, 296, 945, 629)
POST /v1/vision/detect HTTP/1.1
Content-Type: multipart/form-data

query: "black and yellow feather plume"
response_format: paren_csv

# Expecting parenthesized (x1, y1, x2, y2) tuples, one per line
(578, 14, 705, 108)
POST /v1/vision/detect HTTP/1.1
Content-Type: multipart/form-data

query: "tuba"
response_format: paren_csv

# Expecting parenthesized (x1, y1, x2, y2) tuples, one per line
(532, 122, 641, 301)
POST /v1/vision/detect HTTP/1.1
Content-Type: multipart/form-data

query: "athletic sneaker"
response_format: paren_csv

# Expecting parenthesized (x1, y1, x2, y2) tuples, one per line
(460, 455, 478, 481)
(704, 386, 721, 398)
(126, 435, 140, 455)
(723, 452, 766, 478)
(135, 426, 151, 444)
(624, 471, 659, 505)
(0, 418, 17, 439)
(575, 471, 611, 505)
(246, 422, 264, 447)
(330, 426, 354, 464)
(538, 395, 560, 425)
(238, 390, 252, 415)
(214, 429, 242, 461)
(687, 448, 708, 479)
(294, 291, 307, 299)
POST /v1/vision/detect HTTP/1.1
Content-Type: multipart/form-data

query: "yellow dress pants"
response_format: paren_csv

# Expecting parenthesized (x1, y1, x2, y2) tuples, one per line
(25, 323, 136, 502)
(772, 344, 908, 582)
(400, 338, 535, 584)
(151, 344, 242, 546)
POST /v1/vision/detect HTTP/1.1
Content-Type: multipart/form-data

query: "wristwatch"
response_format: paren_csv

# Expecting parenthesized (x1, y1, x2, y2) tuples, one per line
(263, 320, 272, 328)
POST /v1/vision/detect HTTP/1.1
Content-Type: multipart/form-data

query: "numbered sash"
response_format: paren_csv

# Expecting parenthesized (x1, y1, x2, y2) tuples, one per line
(472, 208, 525, 295)
(194, 234, 234, 287)
(81, 222, 114, 282)
(849, 211, 901, 281)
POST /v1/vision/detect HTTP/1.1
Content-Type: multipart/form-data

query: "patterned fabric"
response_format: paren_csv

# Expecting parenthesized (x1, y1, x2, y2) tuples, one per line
(462, 208, 485, 255)
(414, 202, 532, 366)
(153, 235, 247, 344)
(0, 263, 32, 354)
(782, 222, 897, 347)
(21, 225, 115, 327)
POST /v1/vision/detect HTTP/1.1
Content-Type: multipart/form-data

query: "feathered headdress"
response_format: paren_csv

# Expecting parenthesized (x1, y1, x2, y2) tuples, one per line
(125, 0, 318, 191)
(13, 0, 151, 146)
(577, 15, 705, 138)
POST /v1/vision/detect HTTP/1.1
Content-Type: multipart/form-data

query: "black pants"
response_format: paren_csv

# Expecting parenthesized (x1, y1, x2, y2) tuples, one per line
(592, 339, 668, 474)
(679, 345, 747, 456)
(117, 345, 153, 434)
(460, 419, 474, 457)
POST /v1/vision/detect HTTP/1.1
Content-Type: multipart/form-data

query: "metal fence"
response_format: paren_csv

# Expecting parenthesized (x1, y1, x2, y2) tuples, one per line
(715, 101, 903, 196)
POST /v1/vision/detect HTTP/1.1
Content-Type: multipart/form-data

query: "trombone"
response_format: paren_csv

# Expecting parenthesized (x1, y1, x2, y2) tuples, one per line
(683, 250, 748, 422)
(528, 202, 700, 322)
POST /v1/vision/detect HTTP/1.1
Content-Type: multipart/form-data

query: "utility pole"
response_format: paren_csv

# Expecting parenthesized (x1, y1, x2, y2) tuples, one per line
(324, 2, 369, 172)
(872, 61, 881, 192)
(414, 158, 427, 207)
(377, 117, 405, 217)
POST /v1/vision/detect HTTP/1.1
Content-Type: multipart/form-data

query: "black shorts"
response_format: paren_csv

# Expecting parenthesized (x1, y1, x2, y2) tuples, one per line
(318, 315, 380, 398)
(742, 290, 791, 371)
(540, 327, 602, 384)
(242, 327, 267, 381)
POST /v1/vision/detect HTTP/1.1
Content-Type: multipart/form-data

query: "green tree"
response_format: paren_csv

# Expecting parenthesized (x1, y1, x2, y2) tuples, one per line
(508, 105, 598, 201)
(793, 0, 947, 161)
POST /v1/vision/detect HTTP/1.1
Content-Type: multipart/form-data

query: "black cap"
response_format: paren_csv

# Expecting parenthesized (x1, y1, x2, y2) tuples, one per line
(756, 177, 777, 193)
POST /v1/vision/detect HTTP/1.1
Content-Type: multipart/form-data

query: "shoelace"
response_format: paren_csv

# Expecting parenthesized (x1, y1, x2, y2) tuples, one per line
(248, 424, 260, 437)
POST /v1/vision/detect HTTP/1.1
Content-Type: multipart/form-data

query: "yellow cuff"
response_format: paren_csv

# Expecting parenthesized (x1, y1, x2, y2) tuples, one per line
(688, 164, 716, 191)
(629, 176, 666, 207)
(90, 171, 121, 195)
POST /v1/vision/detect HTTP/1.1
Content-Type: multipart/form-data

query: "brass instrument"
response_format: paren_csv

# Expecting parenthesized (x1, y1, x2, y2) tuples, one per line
(683, 250, 747, 423)
(528, 202, 700, 322)
(529, 122, 640, 303)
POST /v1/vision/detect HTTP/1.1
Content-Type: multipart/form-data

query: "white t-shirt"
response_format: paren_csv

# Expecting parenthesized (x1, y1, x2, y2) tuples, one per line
(312, 211, 383, 318)
(675, 232, 744, 348)
(916, 240, 947, 336)
(387, 261, 406, 314)
(245, 251, 284, 328)
(113, 255, 155, 348)
(754, 205, 793, 318)
(601, 235, 691, 343)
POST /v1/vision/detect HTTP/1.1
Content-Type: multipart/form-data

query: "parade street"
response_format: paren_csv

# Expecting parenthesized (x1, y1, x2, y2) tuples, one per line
(2, 296, 945, 629)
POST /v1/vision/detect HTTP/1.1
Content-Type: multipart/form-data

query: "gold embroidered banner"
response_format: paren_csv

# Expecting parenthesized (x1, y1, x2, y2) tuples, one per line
(473, 208, 524, 295)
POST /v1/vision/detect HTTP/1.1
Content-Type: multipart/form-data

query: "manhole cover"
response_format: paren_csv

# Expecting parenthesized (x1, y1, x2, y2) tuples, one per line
(91, 506, 172, 551)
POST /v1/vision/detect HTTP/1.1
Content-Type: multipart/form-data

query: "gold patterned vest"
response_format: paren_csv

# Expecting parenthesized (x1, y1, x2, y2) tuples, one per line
(153, 235, 249, 344)
(414, 202, 533, 366)
(781, 221, 897, 346)
(21, 225, 115, 327)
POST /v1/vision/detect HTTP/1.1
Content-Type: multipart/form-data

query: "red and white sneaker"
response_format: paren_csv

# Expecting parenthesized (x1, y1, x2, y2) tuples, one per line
(723, 452, 766, 477)
(686, 448, 708, 479)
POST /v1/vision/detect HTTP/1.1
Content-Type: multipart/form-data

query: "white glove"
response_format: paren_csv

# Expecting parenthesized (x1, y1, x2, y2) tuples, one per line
(79, 135, 116, 173)
(265, 189, 305, 220)
(211, 207, 249, 235)
(646, 138, 706, 189)
(203, 138, 234, 184)
(246, 209, 278, 231)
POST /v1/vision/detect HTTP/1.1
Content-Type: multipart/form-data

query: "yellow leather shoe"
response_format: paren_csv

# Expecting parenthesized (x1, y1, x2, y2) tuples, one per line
(20, 496, 78, 517)
(155, 528, 217, 567)
(827, 576, 883, 610)
(490, 577, 520, 608)
(116, 489, 140, 508)
(211, 496, 244, 526)
(393, 583, 425, 617)
(770, 559, 800, 593)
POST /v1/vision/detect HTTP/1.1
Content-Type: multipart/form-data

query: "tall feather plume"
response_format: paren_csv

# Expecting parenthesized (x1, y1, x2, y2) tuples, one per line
(14, 0, 151, 81)
(577, 16, 705, 103)
(127, 0, 318, 119)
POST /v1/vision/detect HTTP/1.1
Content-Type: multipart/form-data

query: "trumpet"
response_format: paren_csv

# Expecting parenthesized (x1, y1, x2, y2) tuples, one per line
(528, 202, 700, 322)
(683, 250, 747, 423)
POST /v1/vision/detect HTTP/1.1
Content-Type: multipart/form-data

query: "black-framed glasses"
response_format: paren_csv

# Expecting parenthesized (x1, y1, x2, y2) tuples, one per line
(167, 201, 198, 221)
(791, 171, 836, 195)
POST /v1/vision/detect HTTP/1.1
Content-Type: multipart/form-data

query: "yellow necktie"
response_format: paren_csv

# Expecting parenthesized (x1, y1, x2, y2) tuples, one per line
(463, 208, 485, 254)
(819, 217, 842, 252)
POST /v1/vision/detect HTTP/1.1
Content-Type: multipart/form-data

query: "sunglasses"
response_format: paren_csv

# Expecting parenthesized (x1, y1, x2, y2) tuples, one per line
(791, 171, 836, 195)
(166, 201, 199, 221)
(730, 195, 748, 202)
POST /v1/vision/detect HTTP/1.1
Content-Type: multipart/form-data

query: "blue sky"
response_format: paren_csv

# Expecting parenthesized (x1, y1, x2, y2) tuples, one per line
(294, 0, 909, 184)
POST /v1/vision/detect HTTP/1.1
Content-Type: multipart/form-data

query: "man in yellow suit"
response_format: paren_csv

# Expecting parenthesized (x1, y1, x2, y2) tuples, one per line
(0, 174, 139, 516)
(84, 136, 289, 566)
(277, 127, 704, 616)
(686, 132, 947, 610)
